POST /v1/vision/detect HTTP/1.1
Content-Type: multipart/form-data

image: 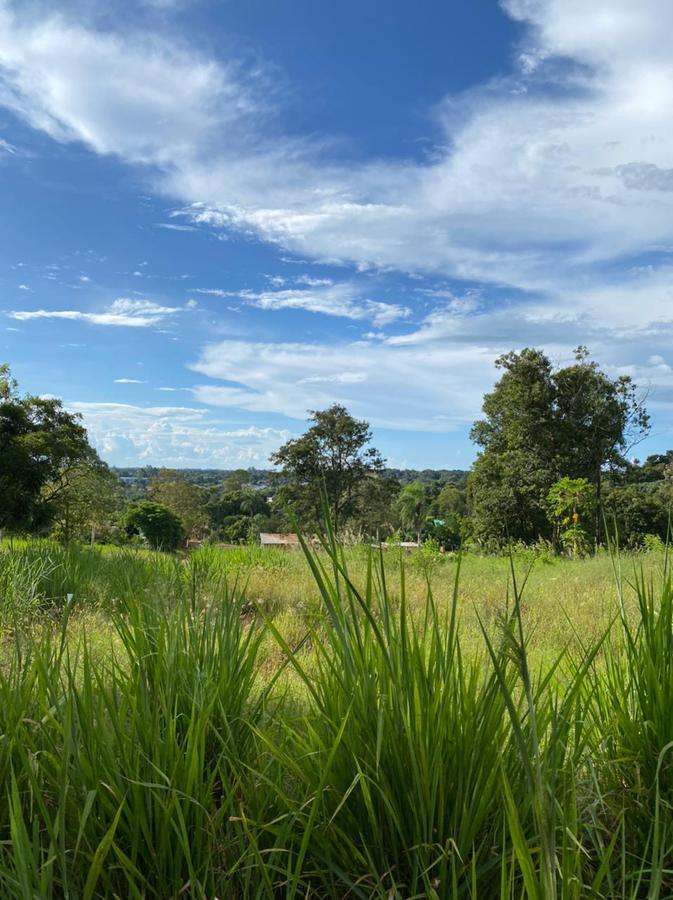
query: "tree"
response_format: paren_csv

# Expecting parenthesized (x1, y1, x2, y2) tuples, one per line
(270, 404, 385, 532)
(207, 486, 273, 541)
(48, 464, 121, 544)
(553, 347, 649, 542)
(603, 484, 670, 548)
(352, 473, 401, 539)
(396, 481, 428, 544)
(222, 469, 251, 492)
(0, 363, 101, 532)
(123, 501, 184, 551)
(469, 348, 649, 546)
(148, 470, 209, 539)
(433, 483, 467, 520)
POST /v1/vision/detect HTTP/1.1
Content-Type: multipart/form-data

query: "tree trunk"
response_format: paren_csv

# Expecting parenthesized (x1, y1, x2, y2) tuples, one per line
(595, 465, 602, 549)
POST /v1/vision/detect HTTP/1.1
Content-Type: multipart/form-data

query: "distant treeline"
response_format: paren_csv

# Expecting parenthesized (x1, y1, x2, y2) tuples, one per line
(3, 348, 671, 553)
(112, 466, 469, 500)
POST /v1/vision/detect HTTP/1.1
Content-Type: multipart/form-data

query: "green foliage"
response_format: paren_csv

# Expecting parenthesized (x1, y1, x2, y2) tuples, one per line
(547, 476, 596, 556)
(470, 347, 649, 546)
(48, 464, 122, 544)
(603, 482, 671, 547)
(270, 403, 385, 532)
(0, 363, 101, 532)
(395, 479, 427, 541)
(0, 532, 672, 894)
(122, 500, 184, 550)
(433, 482, 467, 519)
(148, 470, 210, 538)
(0, 579, 265, 897)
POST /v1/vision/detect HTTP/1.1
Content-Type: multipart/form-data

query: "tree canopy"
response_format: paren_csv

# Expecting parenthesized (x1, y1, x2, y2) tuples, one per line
(0, 364, 102, 532)
(148, 470, 209, 539)
(469, 348, 649, 545)
(122, 501, 184, 551)
(270, 403, 385, 532)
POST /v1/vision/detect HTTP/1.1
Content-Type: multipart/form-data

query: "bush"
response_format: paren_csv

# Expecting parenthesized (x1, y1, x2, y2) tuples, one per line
(122, 501, 184, 551)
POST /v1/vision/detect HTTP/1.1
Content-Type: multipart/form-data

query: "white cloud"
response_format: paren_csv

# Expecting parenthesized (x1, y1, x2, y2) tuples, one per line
(4, 0, 673, 317)
(191, 339, 499, 430)
(237, 281, 410, 326)
(156, 222, 198, 232)
(114, 378, 147, 384)
(68, 401, 291, 466)
(8, 297, 181, 327)
(3, 0, 673, 444)
(0, 2, 267, 167)
(194, 288, 233, 298)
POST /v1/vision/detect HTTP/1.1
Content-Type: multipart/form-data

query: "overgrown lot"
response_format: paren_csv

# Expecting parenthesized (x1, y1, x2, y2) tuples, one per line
(0, 538, 671, 897)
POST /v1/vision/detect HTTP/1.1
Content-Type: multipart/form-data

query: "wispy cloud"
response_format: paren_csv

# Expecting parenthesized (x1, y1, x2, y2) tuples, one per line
(190, 338, 499, 431)
(8, 298, 181, 327)
(193, 279, 410, 325)
(114, 378, 147, 384)
(237, 282, 410, 326)
(3, 0, 673, 448)
(4, 0, 673, 312)
(156, 222, 199, 232)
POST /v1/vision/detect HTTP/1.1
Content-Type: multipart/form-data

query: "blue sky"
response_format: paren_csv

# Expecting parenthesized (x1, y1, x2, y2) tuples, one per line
(2, 0, 673, 469)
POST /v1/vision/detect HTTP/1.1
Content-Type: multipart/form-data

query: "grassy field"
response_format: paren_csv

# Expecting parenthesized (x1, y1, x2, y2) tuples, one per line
(0, 536, 671, 897)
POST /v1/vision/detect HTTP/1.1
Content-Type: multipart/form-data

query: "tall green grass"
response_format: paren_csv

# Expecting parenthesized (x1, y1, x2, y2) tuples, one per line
(0, 539, 290, 619)
(0, 533, 671, 896)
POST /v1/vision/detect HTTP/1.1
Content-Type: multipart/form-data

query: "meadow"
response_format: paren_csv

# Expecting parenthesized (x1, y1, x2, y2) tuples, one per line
(0, 535, 671, 898)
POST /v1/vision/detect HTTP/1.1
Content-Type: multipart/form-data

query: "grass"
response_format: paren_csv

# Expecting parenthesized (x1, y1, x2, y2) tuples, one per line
(0, 535, 671, 896)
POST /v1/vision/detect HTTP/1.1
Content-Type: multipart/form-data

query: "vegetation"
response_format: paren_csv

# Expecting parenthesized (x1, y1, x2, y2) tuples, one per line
(0, 363, 104, 533)
(270, 403, 385, 532)
(2, 355, 672, 552)
(469, 347, 650, 547)
(122, 500, 185, 551)
(3, 353, 673, 894)
(0, 533, 672, 896)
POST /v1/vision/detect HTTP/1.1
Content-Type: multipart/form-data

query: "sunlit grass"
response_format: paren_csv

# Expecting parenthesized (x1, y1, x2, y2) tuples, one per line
(0, 536, 671, 896)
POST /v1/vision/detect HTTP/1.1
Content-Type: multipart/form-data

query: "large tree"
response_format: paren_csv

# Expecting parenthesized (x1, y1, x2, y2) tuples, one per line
(270, 403, 385, 532)
(469, 348, 649, 546)
(148, 470, 209, 539)
(48, 464, 121, 544)
(0, 364, 101, 532)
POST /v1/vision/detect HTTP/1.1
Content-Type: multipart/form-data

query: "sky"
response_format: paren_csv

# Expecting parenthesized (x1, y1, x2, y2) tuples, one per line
(2, 0, 673, 470)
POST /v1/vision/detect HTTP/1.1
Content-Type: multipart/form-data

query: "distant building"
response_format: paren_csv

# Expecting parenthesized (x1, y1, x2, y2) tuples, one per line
(376, 540, 421, 550)
(259, 532, 301, 548)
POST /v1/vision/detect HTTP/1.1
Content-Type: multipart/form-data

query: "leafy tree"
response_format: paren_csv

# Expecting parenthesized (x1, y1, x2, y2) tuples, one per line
(270, 404, 385, 532)
(621, 451, 673, 484)
(553, 347, 649, 540)
(148, 470, 209, 539)
(396, 481, 428, 543)
(222, 469, 251, 492)
(48, 464, 121, 544)
(433, 483, 467, 520)
(352, 473, 401, 539)
(603, 484, 670, 547)
(207, 487, 272, 539)
(0, 363, 101, 532)
(469, 348, 649, 546)
(123, 501, 184, 551)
